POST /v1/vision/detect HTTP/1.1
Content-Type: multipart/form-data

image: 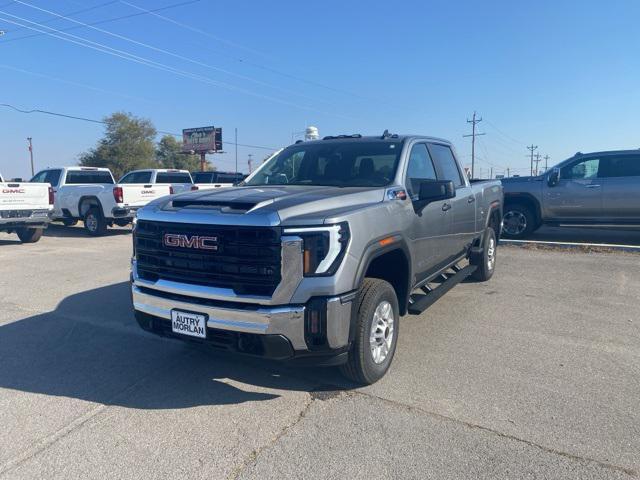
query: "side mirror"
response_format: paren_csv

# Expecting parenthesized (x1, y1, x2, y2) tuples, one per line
(414, 180, 456, 213)
(547, 168, 560, 187)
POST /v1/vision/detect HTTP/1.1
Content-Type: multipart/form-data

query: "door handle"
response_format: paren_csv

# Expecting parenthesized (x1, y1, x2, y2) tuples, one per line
(585, 184, 601, 188)
(467, 196, 475, 203)
(442, 203, 452, 211)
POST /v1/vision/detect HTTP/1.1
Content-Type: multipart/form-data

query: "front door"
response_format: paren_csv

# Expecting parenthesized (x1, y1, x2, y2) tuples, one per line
(543, 157, 603, 220)
(404, 142, 452, 281)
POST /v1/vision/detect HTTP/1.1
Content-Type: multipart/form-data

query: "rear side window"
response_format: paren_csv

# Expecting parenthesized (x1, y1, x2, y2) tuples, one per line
(405, 143, 437, 197)
(120, 171, 152, 184)
(65, 170, 114, 184)
(30, 171, 48, 183)
(156, 173, 192, 183)
(215, 173, 241, 183)
(429, 143, 465, 187)
(45, 170, 62, 186)
(599, 155, 640, 178)
(193, 172, 213, 183)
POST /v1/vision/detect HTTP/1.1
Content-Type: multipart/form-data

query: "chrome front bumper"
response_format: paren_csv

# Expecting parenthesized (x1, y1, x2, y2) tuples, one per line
(131, 286, 353, 352)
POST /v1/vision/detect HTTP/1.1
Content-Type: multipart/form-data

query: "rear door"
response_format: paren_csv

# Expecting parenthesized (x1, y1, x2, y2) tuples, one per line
(428, 142, 477, 255)
(543, 157, 603, 220)
(404, 142, 452, 278)
(599, 153, 640, 221)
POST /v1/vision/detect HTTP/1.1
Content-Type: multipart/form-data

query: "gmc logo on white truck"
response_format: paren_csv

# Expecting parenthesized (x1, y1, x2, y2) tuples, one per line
(2, 188, 26, 194)
(163, 233, 218, 250)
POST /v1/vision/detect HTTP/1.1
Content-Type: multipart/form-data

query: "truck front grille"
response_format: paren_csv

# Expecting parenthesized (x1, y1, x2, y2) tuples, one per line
(135, 220, 282, 296)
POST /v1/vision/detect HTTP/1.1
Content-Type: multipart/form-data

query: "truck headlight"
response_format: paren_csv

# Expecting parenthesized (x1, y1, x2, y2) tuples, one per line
(284, 223, 350, 276)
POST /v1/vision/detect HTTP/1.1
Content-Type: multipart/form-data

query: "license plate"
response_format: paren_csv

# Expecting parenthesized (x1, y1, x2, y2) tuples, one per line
(171, 310, 207, 339)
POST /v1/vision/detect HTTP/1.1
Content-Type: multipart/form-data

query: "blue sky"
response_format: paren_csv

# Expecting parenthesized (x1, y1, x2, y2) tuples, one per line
(1, 0, 639, 179)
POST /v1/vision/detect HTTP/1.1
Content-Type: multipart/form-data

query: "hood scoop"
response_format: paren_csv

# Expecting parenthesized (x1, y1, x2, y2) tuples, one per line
(171, 198, 258, 213)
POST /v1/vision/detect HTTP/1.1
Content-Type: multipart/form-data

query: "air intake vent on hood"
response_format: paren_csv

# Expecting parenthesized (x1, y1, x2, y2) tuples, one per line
(171, 199, 257, 212)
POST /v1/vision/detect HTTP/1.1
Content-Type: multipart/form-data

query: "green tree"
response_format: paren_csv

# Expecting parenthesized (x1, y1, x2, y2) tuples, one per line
(156, 134, 211, 171)
(79, 112, 158, 180)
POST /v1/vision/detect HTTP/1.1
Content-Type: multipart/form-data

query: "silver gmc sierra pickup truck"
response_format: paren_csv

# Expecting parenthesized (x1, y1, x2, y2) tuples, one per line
(501, 149, 640, 238)
(131, 133, 503, 384)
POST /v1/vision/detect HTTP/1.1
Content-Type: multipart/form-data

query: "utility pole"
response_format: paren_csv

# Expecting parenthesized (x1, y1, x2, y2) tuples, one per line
(199, 152, 206, 171)
(463, 111, 485, 179)
(248, 154, 253, 174)
(490, 167, 493, 179)
(27, 137, 34, 176)
(534, 153, 541, 176)
(235, 128, 238, 173)
(543, 155, 550, 172)
(506, 168, 510, 178)
(527, 144, 538, 176)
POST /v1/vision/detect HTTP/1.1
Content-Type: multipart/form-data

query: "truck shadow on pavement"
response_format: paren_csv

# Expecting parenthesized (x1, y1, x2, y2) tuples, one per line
(44, 223, 132, 238)
(0, 282, 345, 410)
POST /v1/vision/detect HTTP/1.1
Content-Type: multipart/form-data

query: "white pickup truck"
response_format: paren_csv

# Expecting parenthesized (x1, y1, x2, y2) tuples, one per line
(192, 171, 246, 190)
(31, 167, 195, 235)
(0, 171, 53, 243)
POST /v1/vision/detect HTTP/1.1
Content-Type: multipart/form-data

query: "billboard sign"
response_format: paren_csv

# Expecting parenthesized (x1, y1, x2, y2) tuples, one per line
(182, 126, 222, 153)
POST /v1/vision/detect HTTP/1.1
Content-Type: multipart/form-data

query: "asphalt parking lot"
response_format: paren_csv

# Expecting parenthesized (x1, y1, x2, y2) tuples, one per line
(0, 225, 638, 479)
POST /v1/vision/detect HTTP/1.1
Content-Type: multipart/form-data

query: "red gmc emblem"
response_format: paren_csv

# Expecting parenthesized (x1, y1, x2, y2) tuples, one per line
(163, 233, 218, 250)
(2, 188, 25, 194)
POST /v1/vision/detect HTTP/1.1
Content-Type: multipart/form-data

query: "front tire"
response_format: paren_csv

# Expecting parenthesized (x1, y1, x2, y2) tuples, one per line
(501, 203, 536, 238)
(16, 228, 43, 243)
(472, 227, 496, 281)
(340, 278, 399, 385)
(83, 207, 107, 236)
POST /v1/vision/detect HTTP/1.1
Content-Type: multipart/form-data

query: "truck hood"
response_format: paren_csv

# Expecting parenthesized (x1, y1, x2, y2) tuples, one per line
(140, 185, 387, 226)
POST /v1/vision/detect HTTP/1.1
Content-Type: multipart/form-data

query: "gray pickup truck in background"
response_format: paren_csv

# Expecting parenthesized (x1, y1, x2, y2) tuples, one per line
(501, 149, 640, 238)
(130, 133, 503, 384)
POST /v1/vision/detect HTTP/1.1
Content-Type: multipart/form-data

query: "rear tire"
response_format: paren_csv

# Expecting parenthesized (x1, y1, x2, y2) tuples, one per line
(472, 227, 496, 282)
(340, 278, 399, 385)
(501, 203, 536, 238)
(83, 207, 107, 236)
(16, 228, 43, 243)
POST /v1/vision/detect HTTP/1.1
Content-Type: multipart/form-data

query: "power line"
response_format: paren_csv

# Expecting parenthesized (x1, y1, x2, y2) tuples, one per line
(0, 102, 278, 150)
(119, 0, 396, 106)
(0, 10, 347, 118)
(0, 0, 202, 45)
(11, 0, 338, 109)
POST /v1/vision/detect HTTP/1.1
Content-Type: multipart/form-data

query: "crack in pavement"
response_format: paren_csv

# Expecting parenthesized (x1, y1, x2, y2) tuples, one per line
(227, 393, 316, 480)
(345, 390, 638, 478)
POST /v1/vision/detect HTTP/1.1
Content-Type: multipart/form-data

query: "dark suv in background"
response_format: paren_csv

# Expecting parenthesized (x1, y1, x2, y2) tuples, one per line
(501, 149, 640, 238)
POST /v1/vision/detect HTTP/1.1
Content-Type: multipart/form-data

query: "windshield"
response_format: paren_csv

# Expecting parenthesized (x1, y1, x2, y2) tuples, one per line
(245, 141, 402, 187)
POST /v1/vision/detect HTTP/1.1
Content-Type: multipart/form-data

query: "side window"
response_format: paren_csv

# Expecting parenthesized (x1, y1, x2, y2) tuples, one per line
(45, 170, 61, 186)
(429, 143, 465, 187)
(599, 155, 640, 178)
(405, 143, 437, 197)
(120, 172, 152, 184)
(30, 171, 48, 183)
(561, 158, 600, 180)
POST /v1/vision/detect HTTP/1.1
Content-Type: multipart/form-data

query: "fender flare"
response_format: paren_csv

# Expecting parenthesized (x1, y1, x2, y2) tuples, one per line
(353, 234, 413, 315)
(77, 196, 105, 219)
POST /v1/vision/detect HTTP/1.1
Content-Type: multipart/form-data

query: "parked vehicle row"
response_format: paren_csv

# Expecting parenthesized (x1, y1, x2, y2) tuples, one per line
(0, 171, 53, 243)
(192, 171, 246, 190)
